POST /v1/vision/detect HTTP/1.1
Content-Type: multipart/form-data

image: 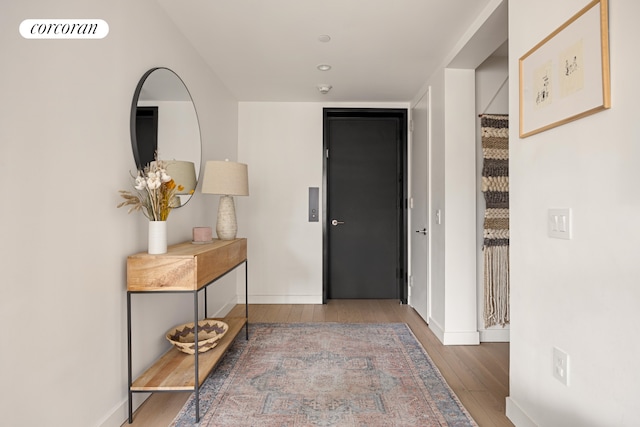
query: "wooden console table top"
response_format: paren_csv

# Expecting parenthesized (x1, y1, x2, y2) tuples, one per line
(127, 238, 247, 292)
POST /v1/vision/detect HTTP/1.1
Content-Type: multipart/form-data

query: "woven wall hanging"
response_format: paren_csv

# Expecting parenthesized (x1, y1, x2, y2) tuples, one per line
(481, 114, 510, 328)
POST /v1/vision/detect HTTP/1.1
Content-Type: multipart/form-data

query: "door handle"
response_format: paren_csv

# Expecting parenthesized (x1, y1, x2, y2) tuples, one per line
(415, 228, 427, 235)
(331, 219, 345, 226)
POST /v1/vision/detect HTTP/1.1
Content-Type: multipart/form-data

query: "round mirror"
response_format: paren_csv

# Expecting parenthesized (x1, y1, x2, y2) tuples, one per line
(130, 67, 201, 207)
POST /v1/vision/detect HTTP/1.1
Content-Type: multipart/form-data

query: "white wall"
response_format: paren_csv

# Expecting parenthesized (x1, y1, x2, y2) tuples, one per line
(475, 55, 510, 342)
(413, 67, 481, 345)
(0, 1, 238, 426)
(237, 102, 407, 304)
(412, 0, 507, 345)
(507, 1, 640, 425)
(443, 68, 481, 344)
(237, 103, 324, 303)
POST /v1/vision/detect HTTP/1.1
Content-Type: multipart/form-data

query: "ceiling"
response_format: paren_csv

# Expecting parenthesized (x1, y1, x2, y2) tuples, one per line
(158, 0, 502, 103)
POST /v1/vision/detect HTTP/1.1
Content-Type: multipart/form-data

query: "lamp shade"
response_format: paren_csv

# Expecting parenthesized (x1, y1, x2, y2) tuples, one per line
(201, 160, 249, 196)
(165, 160, 197, 195)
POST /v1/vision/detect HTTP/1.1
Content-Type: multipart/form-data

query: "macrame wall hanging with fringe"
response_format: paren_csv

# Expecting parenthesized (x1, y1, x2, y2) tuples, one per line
(481, 114, 510, 328)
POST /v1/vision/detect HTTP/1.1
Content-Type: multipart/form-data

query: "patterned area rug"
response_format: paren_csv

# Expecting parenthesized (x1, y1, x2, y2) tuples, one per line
(171, 323, 477, 427)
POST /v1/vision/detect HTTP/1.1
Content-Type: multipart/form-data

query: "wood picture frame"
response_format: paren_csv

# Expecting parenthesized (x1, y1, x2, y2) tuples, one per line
(519, 0, 610, 138)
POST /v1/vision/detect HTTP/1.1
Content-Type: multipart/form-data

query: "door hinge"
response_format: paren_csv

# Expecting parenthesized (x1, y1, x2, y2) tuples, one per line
(326, 148, 329, 158)
(409, 119, 414, 132)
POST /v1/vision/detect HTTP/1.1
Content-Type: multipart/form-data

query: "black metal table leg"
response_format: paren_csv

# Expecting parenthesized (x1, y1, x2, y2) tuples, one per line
(194, 290, 200, 423)
(204, 287, 208, 318)
(127, 292, 133, 423)
(245, 259, 249, 340)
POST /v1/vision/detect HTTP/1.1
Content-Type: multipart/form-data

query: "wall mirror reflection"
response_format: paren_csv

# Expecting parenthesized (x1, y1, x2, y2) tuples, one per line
(130, 67, 202, 207)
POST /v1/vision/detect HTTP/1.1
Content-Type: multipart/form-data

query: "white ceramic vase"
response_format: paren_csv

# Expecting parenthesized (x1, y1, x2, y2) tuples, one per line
(148, 221, 167, 254)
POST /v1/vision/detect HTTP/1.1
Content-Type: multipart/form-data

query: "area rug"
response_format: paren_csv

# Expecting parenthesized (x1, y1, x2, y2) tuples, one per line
(171, 323, 477, 427)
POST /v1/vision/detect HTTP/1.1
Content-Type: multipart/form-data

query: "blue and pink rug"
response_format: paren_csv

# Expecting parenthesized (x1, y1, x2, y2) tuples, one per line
(172, 323, 477, 426)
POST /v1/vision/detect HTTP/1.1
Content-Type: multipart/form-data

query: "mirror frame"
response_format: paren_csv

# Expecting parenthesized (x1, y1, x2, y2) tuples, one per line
(130, 67, 202, 207)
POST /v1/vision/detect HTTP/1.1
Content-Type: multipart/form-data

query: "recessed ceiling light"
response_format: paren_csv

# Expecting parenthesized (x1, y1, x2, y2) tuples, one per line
(317, 64, 332, 71)
(318, 34, 331, 43)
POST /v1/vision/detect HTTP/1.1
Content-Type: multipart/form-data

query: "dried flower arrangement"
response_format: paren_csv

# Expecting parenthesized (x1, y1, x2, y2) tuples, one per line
(118, 159, 184, 221)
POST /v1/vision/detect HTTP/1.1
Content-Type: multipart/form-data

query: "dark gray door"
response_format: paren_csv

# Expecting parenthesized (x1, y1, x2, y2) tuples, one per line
(324, 109, 407, 301)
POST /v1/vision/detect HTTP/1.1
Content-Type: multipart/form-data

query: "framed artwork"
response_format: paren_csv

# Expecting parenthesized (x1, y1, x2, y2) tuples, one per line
(519, 0, 610, 138)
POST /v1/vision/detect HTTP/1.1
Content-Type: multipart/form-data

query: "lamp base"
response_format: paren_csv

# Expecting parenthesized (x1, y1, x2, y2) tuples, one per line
(216, 195, 237, 240)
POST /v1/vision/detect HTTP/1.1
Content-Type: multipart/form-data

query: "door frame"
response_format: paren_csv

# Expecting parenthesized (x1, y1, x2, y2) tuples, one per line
(322, 108, 408, 303)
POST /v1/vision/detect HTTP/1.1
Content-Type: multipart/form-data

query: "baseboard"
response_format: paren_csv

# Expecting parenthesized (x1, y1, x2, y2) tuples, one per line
(238, 295, 323, 304)
(98, 393, 148, 427)
(212, 295, 240, 317)
(506, 397, 538, 427)
(427, 318, 479, 345)
(442, 330, 480, 345)
(428, 317, 445, 343)
(479, 327, 510, 342)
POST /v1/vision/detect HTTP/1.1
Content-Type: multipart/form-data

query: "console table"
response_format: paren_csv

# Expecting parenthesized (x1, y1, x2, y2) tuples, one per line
(126, 238, 248, 423)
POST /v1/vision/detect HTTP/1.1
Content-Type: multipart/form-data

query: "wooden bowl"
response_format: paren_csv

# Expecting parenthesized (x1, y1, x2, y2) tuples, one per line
(166, 319, 228, 354)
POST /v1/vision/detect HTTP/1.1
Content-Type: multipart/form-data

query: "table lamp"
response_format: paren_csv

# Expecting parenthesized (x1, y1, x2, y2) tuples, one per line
(165, 160, 197, 207)
(201, 159, 249, 240)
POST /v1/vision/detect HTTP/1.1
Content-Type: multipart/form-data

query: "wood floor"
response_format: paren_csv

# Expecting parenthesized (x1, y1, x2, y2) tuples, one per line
(124, 300, 513, 427)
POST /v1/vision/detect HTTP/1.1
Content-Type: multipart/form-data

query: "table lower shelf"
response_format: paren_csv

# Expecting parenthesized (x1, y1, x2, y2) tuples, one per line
(131, 317, 247, 391)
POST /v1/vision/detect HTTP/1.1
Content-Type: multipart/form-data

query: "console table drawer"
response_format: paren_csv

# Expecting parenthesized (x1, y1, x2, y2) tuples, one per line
(127, 238, 247, 291)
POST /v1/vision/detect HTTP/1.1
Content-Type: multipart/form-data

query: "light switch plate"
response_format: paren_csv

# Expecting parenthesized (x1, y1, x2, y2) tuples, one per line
(553, 347, 570, 386)
(548, 208, 572, 239)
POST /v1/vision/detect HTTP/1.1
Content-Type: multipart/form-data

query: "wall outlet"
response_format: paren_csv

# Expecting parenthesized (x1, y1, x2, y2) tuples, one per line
(553, 347, 570, 386)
